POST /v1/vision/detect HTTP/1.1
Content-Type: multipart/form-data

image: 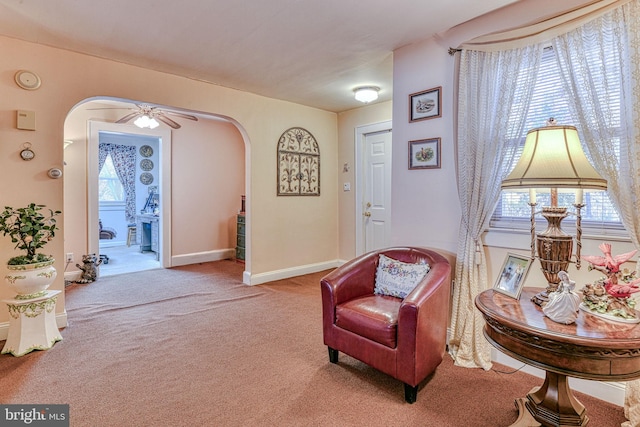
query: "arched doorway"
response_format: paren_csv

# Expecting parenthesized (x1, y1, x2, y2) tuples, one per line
(63, 97, 249, 281)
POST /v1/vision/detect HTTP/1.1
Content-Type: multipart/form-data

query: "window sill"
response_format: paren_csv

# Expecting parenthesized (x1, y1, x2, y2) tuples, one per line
(484, 225, 633, 255)
(99, 201, 126, 211)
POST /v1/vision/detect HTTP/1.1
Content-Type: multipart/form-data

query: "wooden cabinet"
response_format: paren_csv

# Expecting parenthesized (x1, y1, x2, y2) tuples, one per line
(236, 214, 245, 262)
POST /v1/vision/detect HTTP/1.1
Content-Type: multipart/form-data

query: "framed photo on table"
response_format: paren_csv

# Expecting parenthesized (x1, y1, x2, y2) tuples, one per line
(408, 138, 441, 169)
(409, 86, 442, 122)
(493, 253, 532, 299)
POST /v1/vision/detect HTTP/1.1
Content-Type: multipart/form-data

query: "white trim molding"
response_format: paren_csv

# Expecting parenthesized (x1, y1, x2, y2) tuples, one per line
(247, 260, 340, 286)
(171, 249, 235, 267)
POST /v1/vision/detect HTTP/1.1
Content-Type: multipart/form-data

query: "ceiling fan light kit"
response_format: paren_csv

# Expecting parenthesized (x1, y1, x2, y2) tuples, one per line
(90, 103, 198, 129)
(134, 115, 160, 129)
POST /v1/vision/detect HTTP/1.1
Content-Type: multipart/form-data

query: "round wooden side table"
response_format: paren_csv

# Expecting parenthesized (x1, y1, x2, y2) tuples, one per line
(476, 287, 640, 427)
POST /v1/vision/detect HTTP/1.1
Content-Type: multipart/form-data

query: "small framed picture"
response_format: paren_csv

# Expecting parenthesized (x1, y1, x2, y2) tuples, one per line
(493, 253, 532, 299)
(409, 86, 442, 122)
(408, 138, 441, 170)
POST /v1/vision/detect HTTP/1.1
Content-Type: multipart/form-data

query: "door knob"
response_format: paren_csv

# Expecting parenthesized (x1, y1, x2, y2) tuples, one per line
(364, 212, 371, 217)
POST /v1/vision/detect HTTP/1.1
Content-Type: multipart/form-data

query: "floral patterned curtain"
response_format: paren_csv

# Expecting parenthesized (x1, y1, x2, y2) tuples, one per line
(98, 143, 137, 223)
(98, 143, 109, 173)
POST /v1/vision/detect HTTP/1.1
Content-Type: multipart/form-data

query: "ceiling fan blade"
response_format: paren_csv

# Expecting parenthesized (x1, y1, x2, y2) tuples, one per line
(165, 111, 198, 121)
(115, 111, 141, 124)
(156, 113, 181, 129)
(86, 107, 133, 110)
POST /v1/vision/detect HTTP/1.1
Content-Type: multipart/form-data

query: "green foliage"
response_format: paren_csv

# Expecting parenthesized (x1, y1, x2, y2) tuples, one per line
(0, 203, 61, 264)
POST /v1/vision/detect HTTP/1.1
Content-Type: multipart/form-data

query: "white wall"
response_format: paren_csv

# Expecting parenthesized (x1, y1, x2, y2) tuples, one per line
(391, 36, 460, 254)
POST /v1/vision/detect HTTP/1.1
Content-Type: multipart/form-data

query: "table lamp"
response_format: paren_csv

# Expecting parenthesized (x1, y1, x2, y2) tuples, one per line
(501, 119, 607, 306)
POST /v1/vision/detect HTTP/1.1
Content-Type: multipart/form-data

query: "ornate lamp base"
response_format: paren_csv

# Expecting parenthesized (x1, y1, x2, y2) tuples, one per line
(532, 207, 572, 307)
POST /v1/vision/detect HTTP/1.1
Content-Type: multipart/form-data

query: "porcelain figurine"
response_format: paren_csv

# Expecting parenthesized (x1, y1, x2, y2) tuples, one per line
(543, 271, 581, 324)
(581, 242, 640, 322)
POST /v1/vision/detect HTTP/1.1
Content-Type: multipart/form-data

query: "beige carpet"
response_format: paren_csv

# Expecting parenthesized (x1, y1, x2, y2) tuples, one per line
(0, 260, 628, 426)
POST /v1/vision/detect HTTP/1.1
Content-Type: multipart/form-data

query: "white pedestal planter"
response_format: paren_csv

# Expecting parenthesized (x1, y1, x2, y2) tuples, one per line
(4, 259, 57, 300)
(1, 290, 62, 356)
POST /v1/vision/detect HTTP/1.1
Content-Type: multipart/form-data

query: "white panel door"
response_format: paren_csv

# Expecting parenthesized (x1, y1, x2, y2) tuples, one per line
(363, 130, 392, 253)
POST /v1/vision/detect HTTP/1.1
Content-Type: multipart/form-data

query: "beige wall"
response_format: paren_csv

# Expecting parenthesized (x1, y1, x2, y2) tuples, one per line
(170, 118, 245, 254)
(0, 35, 338, 323)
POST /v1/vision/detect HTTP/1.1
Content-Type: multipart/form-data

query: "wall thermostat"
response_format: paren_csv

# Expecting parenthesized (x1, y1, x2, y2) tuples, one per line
(47, 168, 63, 179)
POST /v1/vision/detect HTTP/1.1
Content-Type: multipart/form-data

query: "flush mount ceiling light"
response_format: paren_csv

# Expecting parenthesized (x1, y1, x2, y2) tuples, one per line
(354, 86, 380, 103)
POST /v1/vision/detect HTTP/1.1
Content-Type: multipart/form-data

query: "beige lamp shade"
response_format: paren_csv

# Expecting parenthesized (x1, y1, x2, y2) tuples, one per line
(502, 124, 607, 190)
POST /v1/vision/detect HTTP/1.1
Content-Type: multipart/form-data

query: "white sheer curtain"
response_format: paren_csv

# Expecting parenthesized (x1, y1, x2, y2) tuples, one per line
(450, 45, 542, 368)
(552, 2, 640, 424)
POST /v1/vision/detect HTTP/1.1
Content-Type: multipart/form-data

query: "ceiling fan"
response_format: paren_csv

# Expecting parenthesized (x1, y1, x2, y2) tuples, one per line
(90, 103, 198, 129)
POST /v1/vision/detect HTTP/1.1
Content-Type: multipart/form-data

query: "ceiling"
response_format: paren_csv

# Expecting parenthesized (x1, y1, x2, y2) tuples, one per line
(0, 0, 519, 112)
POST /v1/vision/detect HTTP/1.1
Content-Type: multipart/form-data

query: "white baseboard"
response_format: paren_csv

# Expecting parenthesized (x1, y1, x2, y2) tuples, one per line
(64, 271, 82, 283)
(170, 249, 235, 267)
(99, 240, 127, 248)
(0, 311, 68, 341)
(492, 348, 626, 407)
(247, 260, 340, 286)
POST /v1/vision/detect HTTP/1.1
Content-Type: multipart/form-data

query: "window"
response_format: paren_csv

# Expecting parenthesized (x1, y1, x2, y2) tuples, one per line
(99, 154, 124, 202)
(492, 46, 621, 232)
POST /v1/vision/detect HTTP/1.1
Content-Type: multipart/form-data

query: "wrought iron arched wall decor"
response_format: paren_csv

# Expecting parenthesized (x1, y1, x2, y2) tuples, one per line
(277, 127, 320, 196)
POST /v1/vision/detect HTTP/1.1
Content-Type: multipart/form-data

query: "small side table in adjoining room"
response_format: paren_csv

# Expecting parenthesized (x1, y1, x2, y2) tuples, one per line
(1, 290, 62, 357)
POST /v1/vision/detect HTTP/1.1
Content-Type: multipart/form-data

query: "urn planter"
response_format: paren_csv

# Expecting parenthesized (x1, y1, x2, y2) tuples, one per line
(4, 258, 57, 300)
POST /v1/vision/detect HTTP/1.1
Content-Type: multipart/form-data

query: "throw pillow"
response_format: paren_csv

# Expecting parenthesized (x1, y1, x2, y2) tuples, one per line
(374, 254, 430, 299)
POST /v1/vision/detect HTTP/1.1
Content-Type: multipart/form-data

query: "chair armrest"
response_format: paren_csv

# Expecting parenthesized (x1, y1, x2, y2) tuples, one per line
(320, 251, 379, 344)
(396, 258, 452, 384)
(320, 251, 379, 306)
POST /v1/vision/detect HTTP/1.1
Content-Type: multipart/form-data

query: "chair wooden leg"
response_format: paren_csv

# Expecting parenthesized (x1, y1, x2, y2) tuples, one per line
(328, 347, 338, 363)
(404, 383, 418, 404)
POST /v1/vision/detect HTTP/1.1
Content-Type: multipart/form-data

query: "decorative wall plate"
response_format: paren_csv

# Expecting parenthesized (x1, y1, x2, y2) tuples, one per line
(139, 145, 153, 157)
(140, 172, 154, 185)
(140, 159, 154, 171)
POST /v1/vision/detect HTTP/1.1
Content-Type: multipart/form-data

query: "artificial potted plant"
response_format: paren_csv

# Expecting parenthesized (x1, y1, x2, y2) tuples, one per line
(0, 203, 61, 299)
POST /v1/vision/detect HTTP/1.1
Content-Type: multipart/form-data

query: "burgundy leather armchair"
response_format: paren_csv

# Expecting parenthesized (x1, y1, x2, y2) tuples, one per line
(321, 247, 451, 403)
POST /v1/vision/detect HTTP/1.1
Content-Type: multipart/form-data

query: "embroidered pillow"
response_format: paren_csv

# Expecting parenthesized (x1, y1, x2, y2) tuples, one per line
(374, 254, 430, 299)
